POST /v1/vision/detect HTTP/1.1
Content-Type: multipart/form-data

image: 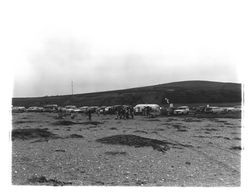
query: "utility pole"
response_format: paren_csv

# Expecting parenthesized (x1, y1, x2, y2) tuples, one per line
(71, 80, 74, 95)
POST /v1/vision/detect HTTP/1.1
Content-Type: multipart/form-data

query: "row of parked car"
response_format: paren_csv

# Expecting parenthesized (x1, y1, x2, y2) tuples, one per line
(12, 104, 126, 114)
(12, 104, 241, 115)
(194, 105, 242, 113)
(12, 105, 94, 113)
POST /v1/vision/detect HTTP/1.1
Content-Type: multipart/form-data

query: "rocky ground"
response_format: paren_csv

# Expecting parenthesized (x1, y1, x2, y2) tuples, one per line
(12, 112, 241, 186)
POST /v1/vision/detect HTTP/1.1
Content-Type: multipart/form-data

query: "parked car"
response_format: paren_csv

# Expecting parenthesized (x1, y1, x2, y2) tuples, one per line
(233, 106, 242, 112)
(58, 106, 66, 112)
(27, 106, 44, 112)
(12, 106, 26, 113)
(64, 105, 77, 113)
(223, 107, 236, 112)
(173, 106, 190, 115)
(205, 106, 225, 113)
(99, 106, 107, 114)
(79, 106, 89, 113)
(73, 108, 82, 113)
(43, 104, 58, 112)
(104, 106, 112, 113)
(89, 106, 99, 112)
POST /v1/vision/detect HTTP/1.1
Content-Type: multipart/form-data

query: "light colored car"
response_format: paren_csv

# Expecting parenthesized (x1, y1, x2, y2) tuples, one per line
(105, 106, 112, 112)
(223, 107, 236, 112)
(73, 108, 82, 113)
(233, 106, 242, 112)
(12, 106, 26, 113)
(205, 106, 224, 113)
(221, 106, 242, 112)
(99, 106, 107, 114)
(27, 106, 44, 112)
(43, 104, 58, 112)
(64, 105, 77, 113)
(89, 106, 99, 112)
(79, 106, 89, 113)
(174, 106, 190, 115)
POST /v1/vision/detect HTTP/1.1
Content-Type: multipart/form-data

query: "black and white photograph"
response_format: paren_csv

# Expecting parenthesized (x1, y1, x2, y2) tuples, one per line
(1, 0, 250, 193)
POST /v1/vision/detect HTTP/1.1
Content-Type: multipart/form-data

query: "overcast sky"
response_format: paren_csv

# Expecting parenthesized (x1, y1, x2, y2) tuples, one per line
(6, 0, 248, 97)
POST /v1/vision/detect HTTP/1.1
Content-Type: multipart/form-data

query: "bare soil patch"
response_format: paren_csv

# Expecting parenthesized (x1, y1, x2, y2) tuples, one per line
(97, 134, 170, 152)
(230, 146, 242, 150)
(205, 128, 218, 132)
(55, 149, 66, 152)
(26, 176, 72, 186)
(12, 128, 60, 141)
(183, 118, 202, 122)
(96, 134, 192, 153)
(143, 119, 161, 121)
(155, 128, 165, 131)
(214, 136, 231, 140)
(66, 134, 84, 139)
(104, 151, 127, 156)
(177, 129, 188, 132)
(14, 121, 36, 124)
(52, 120, 103, 126)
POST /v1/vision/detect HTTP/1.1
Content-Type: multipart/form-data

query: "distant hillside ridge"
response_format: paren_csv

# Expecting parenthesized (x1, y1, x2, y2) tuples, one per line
(12, 80, 242, 107)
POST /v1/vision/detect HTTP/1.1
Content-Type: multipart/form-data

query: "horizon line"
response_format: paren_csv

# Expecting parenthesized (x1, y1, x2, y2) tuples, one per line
(13, 79, 241, 99)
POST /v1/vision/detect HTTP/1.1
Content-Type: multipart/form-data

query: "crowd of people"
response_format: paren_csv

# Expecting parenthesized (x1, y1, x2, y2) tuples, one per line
(115, 106, 134, 119)
(141, 106, 153, 117)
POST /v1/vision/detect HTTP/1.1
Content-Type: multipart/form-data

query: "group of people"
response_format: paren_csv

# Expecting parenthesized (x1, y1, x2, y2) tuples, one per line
(115, 106, 135, 120)
(56, 105, 147, 121)
(142, 106, 152, 117)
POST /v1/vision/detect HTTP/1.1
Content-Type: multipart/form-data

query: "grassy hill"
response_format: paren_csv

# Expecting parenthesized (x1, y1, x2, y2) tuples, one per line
(12, 80, 242, 107)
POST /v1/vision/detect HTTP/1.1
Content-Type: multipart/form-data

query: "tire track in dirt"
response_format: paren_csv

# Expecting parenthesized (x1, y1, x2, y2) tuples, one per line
(152, 124, 241, 156)
(153, 131, 240, 174)
(183, 135, 240, 156)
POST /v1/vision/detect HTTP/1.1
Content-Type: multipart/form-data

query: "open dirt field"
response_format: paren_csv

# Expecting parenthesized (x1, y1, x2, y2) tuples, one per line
(12, 112, 241, 186)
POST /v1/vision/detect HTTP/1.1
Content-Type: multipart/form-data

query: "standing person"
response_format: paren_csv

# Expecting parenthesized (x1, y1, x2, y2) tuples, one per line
(120, 107, 124, 119)
(115, 110, 119, 120)
(145, 107, 148, 117)
(146, 106, 151, 118)
(70, 112, 75, 119)
(57, 109, 64, 119)
(96, 109, 100, 117)
(125, 107, 129, 119)
(116, 107, 120, 119)
(142, 107, 145, 116)
(88, 109, 92, 121)
(129, 107, 134, 119)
